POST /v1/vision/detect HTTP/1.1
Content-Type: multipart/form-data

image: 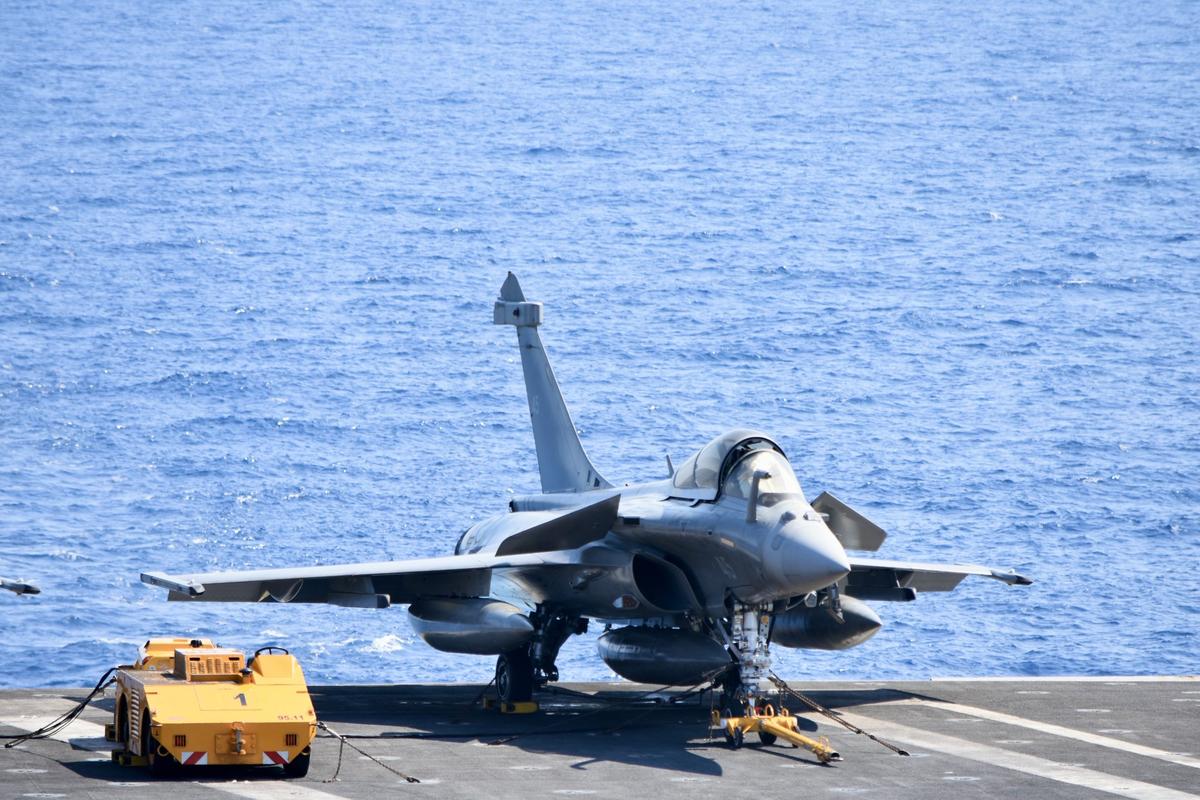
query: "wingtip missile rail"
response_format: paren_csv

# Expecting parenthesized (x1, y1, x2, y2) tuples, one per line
(1, 577, 40, 596)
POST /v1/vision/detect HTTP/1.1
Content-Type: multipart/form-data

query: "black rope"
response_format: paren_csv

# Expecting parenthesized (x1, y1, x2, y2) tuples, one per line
(767, 672, 909, 757)
(2, 667, 118, 749)
(467, 676, 497, 707)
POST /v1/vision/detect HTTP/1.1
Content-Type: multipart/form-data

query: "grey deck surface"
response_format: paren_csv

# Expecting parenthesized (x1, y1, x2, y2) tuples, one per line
(2, 678, 1197, 799)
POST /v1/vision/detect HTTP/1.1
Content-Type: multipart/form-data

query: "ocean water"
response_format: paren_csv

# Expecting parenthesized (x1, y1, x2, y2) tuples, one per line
(1, 0, 1198, 688)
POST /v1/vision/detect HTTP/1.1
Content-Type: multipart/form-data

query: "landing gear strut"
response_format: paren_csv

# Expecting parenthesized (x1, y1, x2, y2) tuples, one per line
(712, 603, 841, 762)
(494, 605, 586, 704)
(528, 605, 587, 684)
(718, 604, 773, 712)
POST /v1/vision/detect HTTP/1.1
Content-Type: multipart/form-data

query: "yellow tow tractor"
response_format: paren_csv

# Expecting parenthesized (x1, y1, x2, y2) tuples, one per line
(106, 638, 316, 777)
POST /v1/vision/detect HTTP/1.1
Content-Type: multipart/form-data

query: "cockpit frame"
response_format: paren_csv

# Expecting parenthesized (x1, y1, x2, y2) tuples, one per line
(668, 429, 799, 503)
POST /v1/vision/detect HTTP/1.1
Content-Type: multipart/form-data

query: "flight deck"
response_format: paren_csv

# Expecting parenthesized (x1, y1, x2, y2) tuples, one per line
(2, 678, 1196, 799)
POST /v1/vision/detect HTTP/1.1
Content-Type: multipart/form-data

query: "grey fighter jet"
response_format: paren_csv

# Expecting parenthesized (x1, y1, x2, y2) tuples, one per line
(143, 274, 1031, 711)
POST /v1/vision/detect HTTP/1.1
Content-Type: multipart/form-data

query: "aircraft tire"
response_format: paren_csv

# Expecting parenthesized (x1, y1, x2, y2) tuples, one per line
(721, 707, 743, 749)
(754, 700, 777, 745)
(496, 648, 534, 703)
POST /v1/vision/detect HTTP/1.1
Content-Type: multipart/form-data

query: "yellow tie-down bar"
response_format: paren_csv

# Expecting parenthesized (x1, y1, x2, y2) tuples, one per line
(711, 705, 841, 763)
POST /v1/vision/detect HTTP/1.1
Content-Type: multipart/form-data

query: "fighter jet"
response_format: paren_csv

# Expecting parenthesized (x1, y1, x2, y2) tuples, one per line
(143, 274, 1031, 712)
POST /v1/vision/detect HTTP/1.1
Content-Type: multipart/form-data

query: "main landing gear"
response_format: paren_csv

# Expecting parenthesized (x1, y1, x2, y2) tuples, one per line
(494, 606, 587, 705)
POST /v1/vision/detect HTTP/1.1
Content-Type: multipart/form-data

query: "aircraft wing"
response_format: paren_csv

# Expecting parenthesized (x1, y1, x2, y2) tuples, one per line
(844, 556, 1032, 601)
(141, 550, 577, 608)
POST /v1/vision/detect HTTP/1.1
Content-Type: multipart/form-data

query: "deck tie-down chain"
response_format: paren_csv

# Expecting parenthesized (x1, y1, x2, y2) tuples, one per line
(767, 672, 909, 757)
(318, 721, 420, 783)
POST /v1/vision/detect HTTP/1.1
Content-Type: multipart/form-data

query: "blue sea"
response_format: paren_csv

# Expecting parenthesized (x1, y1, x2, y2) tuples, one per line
(2, 0, 1198, 688)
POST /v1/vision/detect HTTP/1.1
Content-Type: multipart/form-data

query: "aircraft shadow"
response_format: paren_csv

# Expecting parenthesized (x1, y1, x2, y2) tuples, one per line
(40, 682, 925, 783)
(307, 683, 919, 777)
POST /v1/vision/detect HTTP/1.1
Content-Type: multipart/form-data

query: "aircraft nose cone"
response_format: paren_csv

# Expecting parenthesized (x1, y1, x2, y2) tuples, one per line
(775, 522, 851, 594)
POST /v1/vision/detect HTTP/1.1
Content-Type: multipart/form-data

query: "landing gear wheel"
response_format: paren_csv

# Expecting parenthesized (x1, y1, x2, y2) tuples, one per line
(755, 701, 777, 745)
(142, 712, 175, 777)
(721, 707, 743, 749)
(496, 648, 534, 704)
(283, 748, 311, 778)
(728, 726, 744, 749)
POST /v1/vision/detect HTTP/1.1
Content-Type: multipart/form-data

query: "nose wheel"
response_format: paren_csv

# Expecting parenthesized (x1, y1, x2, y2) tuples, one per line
(495, 648, 534, 703)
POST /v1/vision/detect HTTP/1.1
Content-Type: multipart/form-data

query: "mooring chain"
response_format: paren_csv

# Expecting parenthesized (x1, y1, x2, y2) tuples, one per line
(318, 721, 420, 783)
(324, 726, 347, 782)
(767, 672, 910, 757)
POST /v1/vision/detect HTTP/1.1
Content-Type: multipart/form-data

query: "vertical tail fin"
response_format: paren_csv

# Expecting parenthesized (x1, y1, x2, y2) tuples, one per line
(494, 273, 611, 493)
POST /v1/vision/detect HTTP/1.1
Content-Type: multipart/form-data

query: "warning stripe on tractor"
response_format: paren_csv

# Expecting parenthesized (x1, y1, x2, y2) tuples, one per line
(181, 751, 208, 766)
(263, 750, 289, 765)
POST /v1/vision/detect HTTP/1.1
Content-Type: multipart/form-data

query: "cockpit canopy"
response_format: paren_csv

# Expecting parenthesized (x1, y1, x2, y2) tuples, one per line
(670, 429, 803, 502)
(722, 449, 803, 500)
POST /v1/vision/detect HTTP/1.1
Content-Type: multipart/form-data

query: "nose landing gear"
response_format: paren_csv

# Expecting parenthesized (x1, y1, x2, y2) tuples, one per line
(717, 604, 773, 714)
(710, 602, 838, 762)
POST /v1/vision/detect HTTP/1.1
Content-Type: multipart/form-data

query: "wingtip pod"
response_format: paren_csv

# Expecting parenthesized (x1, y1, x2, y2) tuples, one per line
(0, 578, 40, 596)
(142, 571, 206, 597)
(992, 569, 1034, 586)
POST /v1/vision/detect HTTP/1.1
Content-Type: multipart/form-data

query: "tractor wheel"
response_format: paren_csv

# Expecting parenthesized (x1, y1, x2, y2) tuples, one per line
(283, 748, 311, 778)
(142, 711, 175, 777)
(116, 698, 129, 748)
